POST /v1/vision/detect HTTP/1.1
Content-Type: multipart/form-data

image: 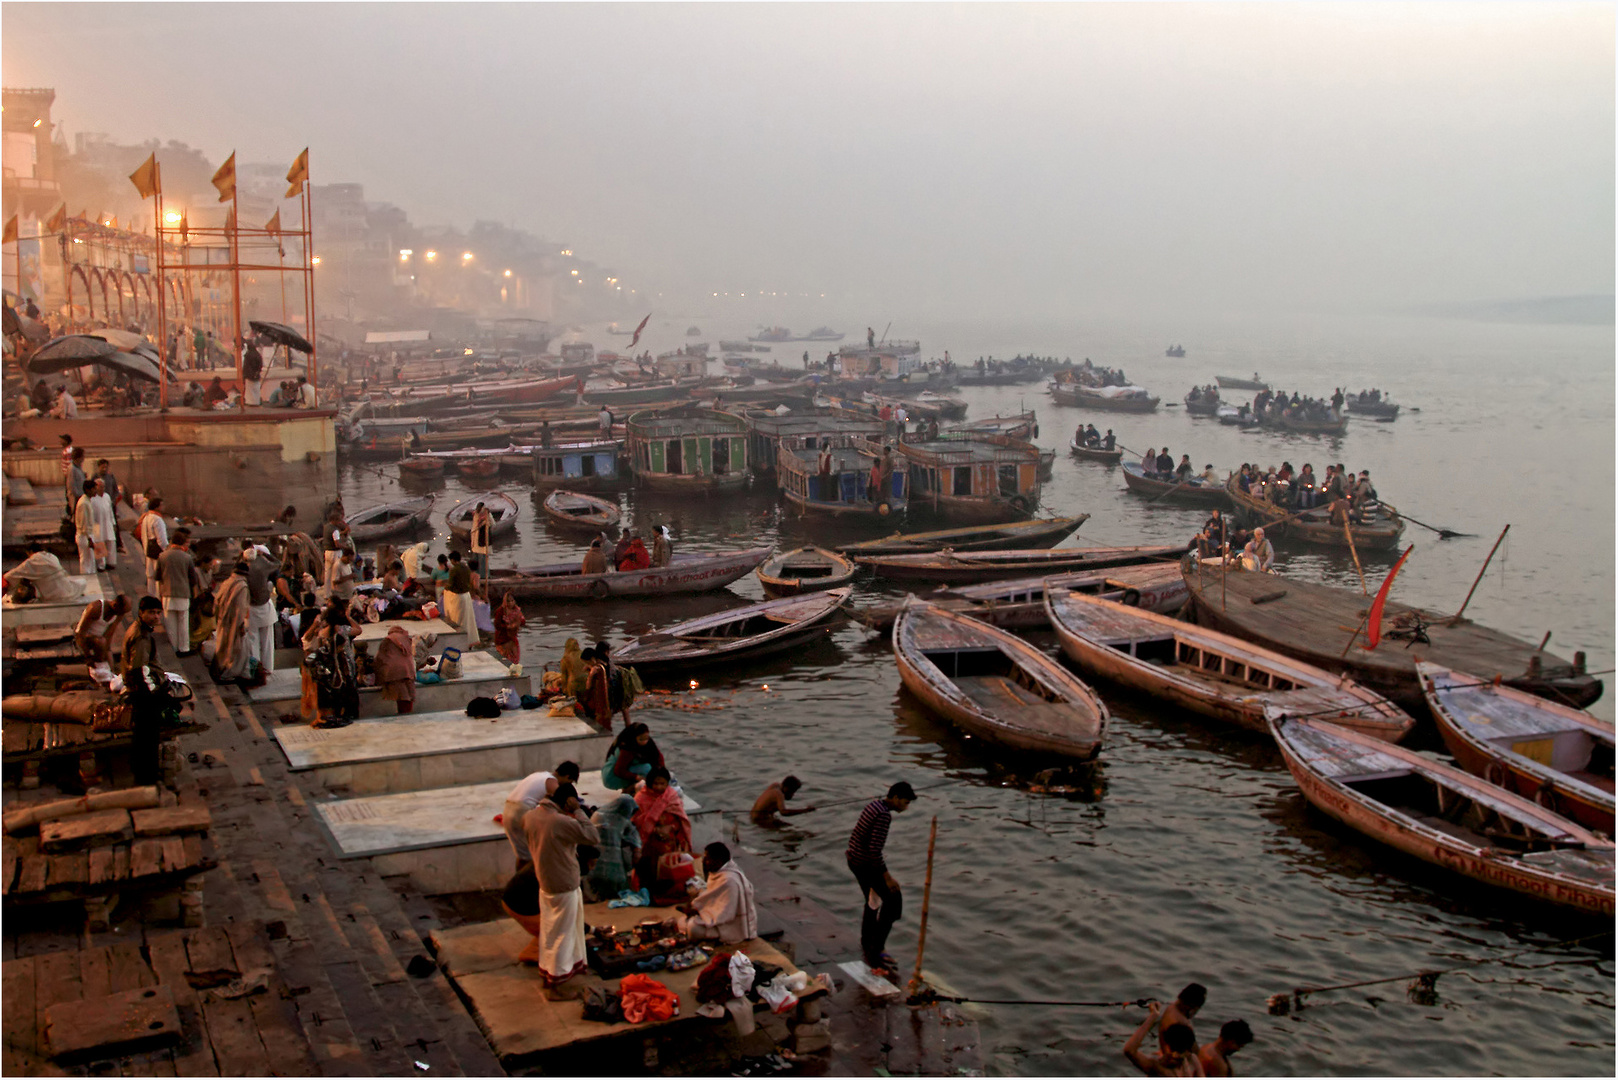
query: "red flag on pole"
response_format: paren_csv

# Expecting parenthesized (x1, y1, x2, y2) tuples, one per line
(1364, 545, 1415, 650)
(629, 313, 651, 349)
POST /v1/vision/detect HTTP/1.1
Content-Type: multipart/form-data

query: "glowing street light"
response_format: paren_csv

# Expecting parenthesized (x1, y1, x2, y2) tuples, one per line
(560, 249, 572, 256)
(311, 255, 322, 266)
(425, 250, 438, 262)
(163, 210, 182, 225)
(461, 251, 474, 262)
(399, 248, 413, 261)
(503, 269, 512, 278)
(570, 269, 579, 276)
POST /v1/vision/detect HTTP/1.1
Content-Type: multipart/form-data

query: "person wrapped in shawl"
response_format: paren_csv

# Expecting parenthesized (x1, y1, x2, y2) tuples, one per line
(7, 546, 85, 603)
(301, 599, 360, 728)
(632, 767, 693, 905)
(492, 591, 525, 663)
(585, 794, 642, 901)
(210, 561, 254, 683)
(602, 722, 664, 790)
(374, 624, 418, 714)
(557, 638, 587, 697)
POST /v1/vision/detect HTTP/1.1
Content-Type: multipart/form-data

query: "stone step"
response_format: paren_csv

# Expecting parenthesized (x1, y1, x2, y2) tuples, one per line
(2, 574, 104, 626)
(272, 709, 611, 795)
(249, 648, 532, 718)
(310, 778, 714, 895)
(272, 617, 470, 671)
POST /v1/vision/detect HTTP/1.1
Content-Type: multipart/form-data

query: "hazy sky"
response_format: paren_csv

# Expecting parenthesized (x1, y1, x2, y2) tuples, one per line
(4, 2, 1612, 319)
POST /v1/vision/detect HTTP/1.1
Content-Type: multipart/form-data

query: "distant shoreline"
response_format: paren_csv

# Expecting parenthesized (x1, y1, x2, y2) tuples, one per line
(1402, 294, 1614, 326)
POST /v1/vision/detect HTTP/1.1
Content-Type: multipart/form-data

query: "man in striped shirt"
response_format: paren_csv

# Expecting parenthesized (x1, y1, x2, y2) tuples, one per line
(845, 781, 915, 978)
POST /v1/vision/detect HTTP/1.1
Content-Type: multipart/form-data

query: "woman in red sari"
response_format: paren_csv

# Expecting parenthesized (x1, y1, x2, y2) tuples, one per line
(491, 591, 525, 663)
(632, 768, 693, 905)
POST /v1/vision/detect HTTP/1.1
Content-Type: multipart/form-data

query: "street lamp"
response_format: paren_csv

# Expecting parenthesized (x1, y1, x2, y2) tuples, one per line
(461, 252, 474, 263)
(311, 255, 322, 266)
(425, 250, 438, 262)
(503, 269, 512, 278)
(399, 249, 412, 262)
(163, 210, 182, 225)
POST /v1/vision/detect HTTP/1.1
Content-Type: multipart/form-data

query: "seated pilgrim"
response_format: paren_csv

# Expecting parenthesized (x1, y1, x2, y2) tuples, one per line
(674, 842, 757, 944)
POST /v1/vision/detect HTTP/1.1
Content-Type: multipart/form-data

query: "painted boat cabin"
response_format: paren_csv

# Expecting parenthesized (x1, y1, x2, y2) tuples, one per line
(897, 433, 1043, 521)
(627, 407, 750, 489)
(558, 342, 596, 365)
(739, 407, 887, 477)
(654, 354, 706, 379)
(531, 439, 623, 489)
(778, 435, 907, 515)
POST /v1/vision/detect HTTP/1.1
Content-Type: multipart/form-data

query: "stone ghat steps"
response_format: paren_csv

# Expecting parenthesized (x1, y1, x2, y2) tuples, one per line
(272, 708, 611, 796)
(271, 617, 470, 672)
(249, 649, 531, 719)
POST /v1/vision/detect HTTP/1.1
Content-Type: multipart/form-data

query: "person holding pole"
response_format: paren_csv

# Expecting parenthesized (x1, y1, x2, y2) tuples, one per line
(845, 781, 914, 978)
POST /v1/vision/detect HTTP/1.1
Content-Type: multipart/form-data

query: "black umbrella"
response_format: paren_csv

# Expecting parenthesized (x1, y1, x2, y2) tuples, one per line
(23, 334, 120, 373)
(2, 304, 17, 336)
(248, 320, 314, 354)
(5, 306, 51, 343)
(100, 350, 167, 384)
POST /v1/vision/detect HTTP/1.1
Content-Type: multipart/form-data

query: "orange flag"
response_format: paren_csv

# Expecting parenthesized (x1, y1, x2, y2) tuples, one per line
(211, 152, 236, 202)
(1364, 545, 1415, 650)
(108, 215, 119, 230)
(264, 209, 282, 233)
(129, 153, 158, 199)
(284, 148, 308, 198)
(1, 216, 16, 245)
(45, 205, 66, 233)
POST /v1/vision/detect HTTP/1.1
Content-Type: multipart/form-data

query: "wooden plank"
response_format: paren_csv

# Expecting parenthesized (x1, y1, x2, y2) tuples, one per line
(130, 839, 164, 879)
(40, 809, 133, 852)
(113, 844, 131, 882)
(158, 838, 186, 874)
(223, 923, 321, 1077)
(79, 946, 114, 1000)
(32, 949, 83, 1065)
(132, 806, 211, 838)
(87, 847, 116, 885)
(1, 836, 17, 894)
(44, 985, 181, 1060)
(49, 852, 88, 888)
(144, 932, 218, 1078)
(1, 955, 38, 1074)
(182, 928, 237, 985)
(182, 835, 204, 870)
(16, 855, 49, 895)
(187, 929, 270, 1078)
(105, 940, 156, 992)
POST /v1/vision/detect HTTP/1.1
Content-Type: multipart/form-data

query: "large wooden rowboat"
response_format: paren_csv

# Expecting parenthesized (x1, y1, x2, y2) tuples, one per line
(1272, 717, 1615, 916)
(1184, 569, 1603, 711)
(1047, 590, 1414, 740)
(399, 456, 446, 478)
(1225, 476, 1405, 551)
(755, 547, 857, 597)
(854, 562, 1187, 634)
(1050, 383, 1160, 412)
(446, 493, 520, 543)
(613, 589, 849, 669)
(1216, 374, 1268, 391)
(838, 516, 1088, 557)
(1418, 662, 1614, 834)
(856, 544, 1185, 584)
(486, 547, 771, 601)
(1069, 435, 1124, 464)
(1121, 463, 1231, 508)
(542, 490, 621, 533)
(346, 497, 435, 543)
(894, 600, 1107, 760)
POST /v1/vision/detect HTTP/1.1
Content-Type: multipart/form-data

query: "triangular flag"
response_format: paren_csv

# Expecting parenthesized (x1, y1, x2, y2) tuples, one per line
(2, 216, 16, 245)
(629, 313, 652, 349)
(108, 215, 119, 230)
(284, 148, 309, 198)
(179, 212, 189, 242)
(94, 211, 105, 228)
(211, 152, 236, 202)
(45, 205, 66, 233)
(264, 209, 282, 233)
(76, 209, 88, 223)
(129, 153, 158, 199)
(1363, 545, 1415, 650)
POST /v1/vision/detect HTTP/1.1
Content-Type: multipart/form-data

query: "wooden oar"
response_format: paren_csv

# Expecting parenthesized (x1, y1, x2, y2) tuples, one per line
(1388, 506, 1474, 540)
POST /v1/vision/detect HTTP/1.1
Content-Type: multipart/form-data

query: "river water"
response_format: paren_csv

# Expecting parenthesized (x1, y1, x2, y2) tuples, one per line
(338, 312, 1614, 1075)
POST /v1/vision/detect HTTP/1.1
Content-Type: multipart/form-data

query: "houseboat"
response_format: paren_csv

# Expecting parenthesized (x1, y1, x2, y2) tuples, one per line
(530, 439, 623, 491)
(739, 407, 886, 479)
(558, 341, 596, 366)
(654, 352, 707, 379)
(626, 406, 751, 492)
(895, 432, 1043, 523)
(778, 435, 906, 517)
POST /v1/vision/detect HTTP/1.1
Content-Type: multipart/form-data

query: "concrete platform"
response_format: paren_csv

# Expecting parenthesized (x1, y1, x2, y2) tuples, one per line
(428, 912, 800, 1070)
(250, 649, 530, 718)
(273, 710, 610, 795)
(312, 778, 711, 894)
(2, 575, 103, 626)
(272, 616, 469, 669)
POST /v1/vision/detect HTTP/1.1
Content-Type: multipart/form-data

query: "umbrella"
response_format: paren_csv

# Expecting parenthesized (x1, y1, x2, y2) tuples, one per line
(99, 350, 166, 384)
(3, 305, 50, 343)
(23, 334, 120, 374)
(2, 305, 17, 335)
(248, 320, 313, 354)
(85, 328, 148, 351)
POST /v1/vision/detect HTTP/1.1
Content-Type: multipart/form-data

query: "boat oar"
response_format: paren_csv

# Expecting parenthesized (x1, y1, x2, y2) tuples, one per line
(1392, 508, 1474, 540)
(1149, 479, 1196, 504)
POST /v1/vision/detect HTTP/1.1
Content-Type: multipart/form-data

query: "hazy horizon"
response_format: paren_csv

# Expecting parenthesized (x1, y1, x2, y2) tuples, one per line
(4, 2, 1612, 321)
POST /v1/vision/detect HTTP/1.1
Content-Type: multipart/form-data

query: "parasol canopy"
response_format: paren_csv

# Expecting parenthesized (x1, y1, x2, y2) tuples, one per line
(85, 328, 148, 351)
(99, 350, 166, 384)
(248, 320, 313, 354)
(3, 305, 51, 343)
(23, 334, 120, 372)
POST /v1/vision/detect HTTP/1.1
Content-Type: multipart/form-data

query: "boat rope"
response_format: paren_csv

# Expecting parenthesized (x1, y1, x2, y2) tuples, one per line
(916, 992, 1158, 1008)
(714, 776, 972, 817)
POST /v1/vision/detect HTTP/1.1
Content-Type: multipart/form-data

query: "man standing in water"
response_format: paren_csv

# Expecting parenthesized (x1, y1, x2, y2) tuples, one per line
(1198, 1020, 1253, 1077)
(845, 781, 914, 978)
(751, 775, 816, 825)
(1124, 1002, 1203, 1076)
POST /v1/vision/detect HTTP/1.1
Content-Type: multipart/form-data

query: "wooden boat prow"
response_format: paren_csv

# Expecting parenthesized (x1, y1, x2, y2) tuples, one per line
(1272, 716, 1615, 915)
(614, 588, 849, 668)
(893, 599, 1107, 760)
(756, 547, 857, 597)
(542, 490, 621, 533)
(1418, 661, 1614, 833)
(445, 493, 520, 541)
(346, 496, 435, 542)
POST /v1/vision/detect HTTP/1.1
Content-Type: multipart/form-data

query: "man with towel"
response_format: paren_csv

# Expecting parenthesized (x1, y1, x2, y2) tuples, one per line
(522, 783, 601, 998)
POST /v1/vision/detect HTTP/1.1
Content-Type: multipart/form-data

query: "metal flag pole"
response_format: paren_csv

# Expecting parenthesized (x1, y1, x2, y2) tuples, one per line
(231, 174, 245, 412)
(155, 164, 169, 410)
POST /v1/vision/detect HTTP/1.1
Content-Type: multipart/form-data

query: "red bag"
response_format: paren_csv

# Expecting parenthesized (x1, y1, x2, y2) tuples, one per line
(618, 973, 680, 1023)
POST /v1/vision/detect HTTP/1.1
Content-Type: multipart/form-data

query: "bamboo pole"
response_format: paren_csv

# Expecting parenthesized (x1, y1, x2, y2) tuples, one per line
(906, 815, 939, 999)
(1343, 519, 1367, 594)
(1447, 524, 1509, 626)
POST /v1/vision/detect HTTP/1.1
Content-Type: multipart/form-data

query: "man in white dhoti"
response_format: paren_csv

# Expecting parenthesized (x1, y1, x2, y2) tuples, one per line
(73, 480, 100, 575)
(522, 784, 600, 997)
(91, 478, 117, 570)
(9, 545, 85, 603)
(675, 843, 758, 944)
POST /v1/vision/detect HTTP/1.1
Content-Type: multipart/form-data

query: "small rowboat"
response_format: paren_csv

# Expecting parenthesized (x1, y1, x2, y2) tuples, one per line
(756, 547, 857, 597)
(1069, 436, 1123, 464)
(853, 562, 1187, 634)
(446, 493, 519, 542)
(1047, 589, 1414, 740)
(346, 497, 435, 543)
(399, 456, 445, 478)
(1216, 374, 1268, 391)
(1120, 463, 1232, 507)
(1225, 476, 1406, 551)
(1345, 398, 1400, 419)
(613, 588, 849, 669)
(1182, 392, 1221, 416)
(1266, 410, 1349, 436)
(893, 600, 1107, 761)
(542, 490, 621, 533)
(1050, 383, 1160, 412)
(457, 457, 501, 479)
(839, 516, 1088, 557)
(1418, 662, 1614, 834)
(1272, 716, 1615, 916)
(486, 546, 770, 601)
(855, 544, 1187, 584)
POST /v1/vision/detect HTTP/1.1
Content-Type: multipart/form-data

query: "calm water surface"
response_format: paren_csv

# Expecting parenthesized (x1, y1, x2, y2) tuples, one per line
(340, 313, 1614, 1075)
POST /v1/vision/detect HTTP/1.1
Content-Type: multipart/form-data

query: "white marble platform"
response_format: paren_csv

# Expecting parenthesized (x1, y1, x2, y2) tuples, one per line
(273, 710, 610, 795)
(250, 649, 531, 718)
(314, 778, 711, 894)
(2, 574, 104, 626)
(272, 616, 469, 669)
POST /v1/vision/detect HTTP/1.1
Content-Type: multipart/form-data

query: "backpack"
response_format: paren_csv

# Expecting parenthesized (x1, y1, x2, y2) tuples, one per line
(465, 696, 501, 719)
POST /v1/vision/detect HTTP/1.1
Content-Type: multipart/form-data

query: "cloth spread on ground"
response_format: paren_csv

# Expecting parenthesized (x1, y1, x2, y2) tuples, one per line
(617, 973, 680, 1023)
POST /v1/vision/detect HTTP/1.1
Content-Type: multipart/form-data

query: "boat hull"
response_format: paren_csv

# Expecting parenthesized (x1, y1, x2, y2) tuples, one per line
(446, 494, 520, 542)
(1121, 463, 1231, 507)
(838, 515, 1087, 556)
(487, 548, 770, 601)
(614, 589, 847, 668)
(542, 491, 621, 533)
(756, 548, 858, 597)
(1051, 385, 1160, 411)
(347, 498, 435, 543)
(1225, 479, 1405, 551)
(857, 545, 1186, 584)
(635, 471, 750, 493)
(1069, 439, 1123, 464)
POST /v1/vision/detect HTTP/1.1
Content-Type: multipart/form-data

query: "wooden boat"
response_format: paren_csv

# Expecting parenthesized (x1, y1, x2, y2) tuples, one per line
(1047, 590, 1414, 740)
(613, 589, 849, 669)
(1346, 397, 1400, 419)
(949, 411, 1038, 440)
(839, 516, 1087, 557)
(542, 490, 621, 533)
(486, 546, 771, 601)
(1216, 404, 1260, 427)
(1216, 374, 1268, 391)
(457, 457, 501, 479)
(854, 562, 1188, 634)
(445, 493, 520, 542)
(756, 547, 857, 597)
(855, 543, 1187, 584)
(1266, 410, 1349, 436)
(1418, 662, 1614, 833)
(1272, 717, 1615, 916)
(1183, 391, 1221, 416)
(1121, 463, 1231, 507)
(1069, 435, 1123, 464)
(399, 456, 446, 478)
(1050, 383, 1160, 412)
(346, 497, 434, 543)
(1184, 569, 1603, 710)
(1225, 476, 1406, 551)
(893, 600, 1107, 760)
